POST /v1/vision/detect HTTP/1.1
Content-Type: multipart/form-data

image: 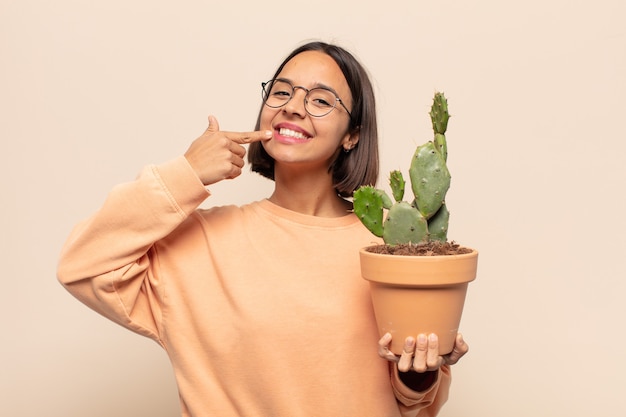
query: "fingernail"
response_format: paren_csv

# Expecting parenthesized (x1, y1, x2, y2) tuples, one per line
(265, 130, 273, 137)
(418, 334, 427, 344)
(429, 333, 438, 342)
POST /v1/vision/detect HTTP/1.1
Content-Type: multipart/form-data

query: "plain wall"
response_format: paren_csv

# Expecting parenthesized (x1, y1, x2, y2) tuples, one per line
(2, 0, 625, 416)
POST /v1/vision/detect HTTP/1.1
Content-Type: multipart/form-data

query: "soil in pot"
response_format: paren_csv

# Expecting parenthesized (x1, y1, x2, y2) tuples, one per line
(365, 241, 473, 256)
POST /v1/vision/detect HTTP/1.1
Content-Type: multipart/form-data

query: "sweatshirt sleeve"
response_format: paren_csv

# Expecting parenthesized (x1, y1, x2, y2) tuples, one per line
(391, 365, 452, 417)
(57, 156, 210, 340)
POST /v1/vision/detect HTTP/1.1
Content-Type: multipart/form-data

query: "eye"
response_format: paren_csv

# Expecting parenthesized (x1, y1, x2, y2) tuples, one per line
(272, 88, 291, 97)
(312, 97, 331, 106)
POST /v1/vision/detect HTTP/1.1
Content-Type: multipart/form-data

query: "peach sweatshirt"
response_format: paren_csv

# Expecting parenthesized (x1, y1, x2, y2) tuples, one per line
(57, 156, 451, 417)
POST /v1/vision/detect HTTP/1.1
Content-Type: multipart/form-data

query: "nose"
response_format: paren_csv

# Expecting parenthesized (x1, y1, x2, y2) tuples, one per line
(283, 87, 307, 117)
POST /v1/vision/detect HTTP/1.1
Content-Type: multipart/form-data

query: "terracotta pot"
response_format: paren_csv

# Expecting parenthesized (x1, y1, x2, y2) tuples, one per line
(360, 247, 478, 355)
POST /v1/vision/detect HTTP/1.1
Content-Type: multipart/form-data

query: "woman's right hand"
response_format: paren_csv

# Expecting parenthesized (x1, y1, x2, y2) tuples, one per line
(184, 115, 272, 186)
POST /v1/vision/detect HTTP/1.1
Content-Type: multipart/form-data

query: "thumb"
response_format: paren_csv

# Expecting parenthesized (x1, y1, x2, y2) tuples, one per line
(205, 115, 220, 133)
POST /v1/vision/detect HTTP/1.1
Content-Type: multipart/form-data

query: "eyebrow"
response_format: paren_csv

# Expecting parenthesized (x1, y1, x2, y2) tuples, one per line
(275, 77, 340, 95)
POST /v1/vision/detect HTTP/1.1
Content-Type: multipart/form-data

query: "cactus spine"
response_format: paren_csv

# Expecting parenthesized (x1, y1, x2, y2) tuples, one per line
(354, 92, 451, 245)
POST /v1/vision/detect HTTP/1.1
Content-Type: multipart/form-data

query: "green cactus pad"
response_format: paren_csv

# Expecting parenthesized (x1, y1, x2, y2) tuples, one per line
(353, 186, 385, 237)
(389, 170, 405, 203)
(382, 202, 428, 245)
(409, 141, 451, 219)
(430, 92, 450, 135)
(427, 203, 450, 242)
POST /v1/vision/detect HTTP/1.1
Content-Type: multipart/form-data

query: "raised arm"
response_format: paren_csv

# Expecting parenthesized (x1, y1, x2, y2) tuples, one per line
(57, 116, 271, 338)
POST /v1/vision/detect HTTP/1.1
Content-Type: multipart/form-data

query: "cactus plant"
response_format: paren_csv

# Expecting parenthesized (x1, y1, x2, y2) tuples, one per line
(354, 92, 452, 246)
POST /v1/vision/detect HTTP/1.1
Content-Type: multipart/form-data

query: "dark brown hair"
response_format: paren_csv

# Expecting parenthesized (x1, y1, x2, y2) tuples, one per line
(248, 41, 379, 197)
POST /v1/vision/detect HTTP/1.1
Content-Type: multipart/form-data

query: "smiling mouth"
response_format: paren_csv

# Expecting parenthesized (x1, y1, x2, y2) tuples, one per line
(278, 127, 311, 140)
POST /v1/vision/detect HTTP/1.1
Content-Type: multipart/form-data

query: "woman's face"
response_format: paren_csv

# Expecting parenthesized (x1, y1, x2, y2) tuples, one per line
(259, 50, 357, 171)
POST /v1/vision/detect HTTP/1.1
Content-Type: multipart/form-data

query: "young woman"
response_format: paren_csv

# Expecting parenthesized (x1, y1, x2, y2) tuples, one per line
(58, 41, 468, 417)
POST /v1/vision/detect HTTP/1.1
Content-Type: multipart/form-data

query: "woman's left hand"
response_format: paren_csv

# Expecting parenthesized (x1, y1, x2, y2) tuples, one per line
(378, 332, 469, 373)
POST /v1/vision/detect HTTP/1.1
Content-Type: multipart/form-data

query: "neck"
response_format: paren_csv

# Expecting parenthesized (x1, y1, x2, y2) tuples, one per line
(269, 165, 352, 218)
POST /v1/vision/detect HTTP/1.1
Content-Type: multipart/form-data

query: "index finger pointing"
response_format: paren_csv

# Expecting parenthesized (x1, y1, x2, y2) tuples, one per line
(226, 129, 273, 144)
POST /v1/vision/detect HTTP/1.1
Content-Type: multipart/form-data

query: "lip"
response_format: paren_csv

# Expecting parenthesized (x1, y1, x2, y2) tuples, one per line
(272, 122, 313, 144)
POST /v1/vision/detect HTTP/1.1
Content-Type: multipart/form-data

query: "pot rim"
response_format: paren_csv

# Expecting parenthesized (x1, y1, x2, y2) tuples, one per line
(359, 247, 479, 286)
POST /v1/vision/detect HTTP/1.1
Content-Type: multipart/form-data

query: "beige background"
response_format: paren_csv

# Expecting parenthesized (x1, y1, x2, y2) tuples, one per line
(2, 0, 625, 416)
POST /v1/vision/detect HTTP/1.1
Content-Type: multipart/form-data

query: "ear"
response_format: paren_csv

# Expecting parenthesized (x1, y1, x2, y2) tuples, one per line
(342, 126, 360, 152)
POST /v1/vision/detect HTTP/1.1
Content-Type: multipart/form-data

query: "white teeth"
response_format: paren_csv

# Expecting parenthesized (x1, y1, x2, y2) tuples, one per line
(279, 128, 309, 140)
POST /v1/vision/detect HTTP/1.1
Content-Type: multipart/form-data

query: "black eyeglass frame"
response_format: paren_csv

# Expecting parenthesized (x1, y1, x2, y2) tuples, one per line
(261, 79, 353, 120)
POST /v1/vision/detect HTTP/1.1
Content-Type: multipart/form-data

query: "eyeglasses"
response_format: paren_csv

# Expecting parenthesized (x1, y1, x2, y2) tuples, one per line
(261, 79, 352, 119)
